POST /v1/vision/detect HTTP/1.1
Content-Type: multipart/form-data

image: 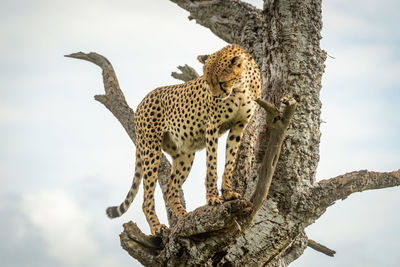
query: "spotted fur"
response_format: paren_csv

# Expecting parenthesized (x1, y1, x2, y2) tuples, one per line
(106, 44, 261, 234)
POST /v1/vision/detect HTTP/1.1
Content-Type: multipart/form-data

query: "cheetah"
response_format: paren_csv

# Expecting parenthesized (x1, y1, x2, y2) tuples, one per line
(106, 44, 261, 234)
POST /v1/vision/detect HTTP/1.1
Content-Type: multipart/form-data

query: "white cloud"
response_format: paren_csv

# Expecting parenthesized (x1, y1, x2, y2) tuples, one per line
(20, 189, 122, 267)
(21, 189, 95, 265)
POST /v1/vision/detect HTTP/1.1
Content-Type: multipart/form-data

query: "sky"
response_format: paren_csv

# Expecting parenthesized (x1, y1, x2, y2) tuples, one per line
(0, 0, 399, 267)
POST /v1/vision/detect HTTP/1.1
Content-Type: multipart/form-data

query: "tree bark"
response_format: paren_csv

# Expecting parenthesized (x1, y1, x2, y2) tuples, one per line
(67, 0, 400, 266)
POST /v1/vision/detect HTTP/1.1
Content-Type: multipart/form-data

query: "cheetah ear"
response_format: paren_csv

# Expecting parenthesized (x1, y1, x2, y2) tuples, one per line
(197, 54, 210, 64)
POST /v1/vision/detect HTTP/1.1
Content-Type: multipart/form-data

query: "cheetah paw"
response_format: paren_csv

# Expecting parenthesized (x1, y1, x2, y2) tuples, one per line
(207, 195, 223, 206)
(222, 190, 241, 201)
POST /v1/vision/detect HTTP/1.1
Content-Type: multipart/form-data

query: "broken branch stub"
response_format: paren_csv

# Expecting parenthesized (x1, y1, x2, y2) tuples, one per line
(307, 239, 336, 257)
(171, 64, 199, 82)
(251, 98, 297, 214)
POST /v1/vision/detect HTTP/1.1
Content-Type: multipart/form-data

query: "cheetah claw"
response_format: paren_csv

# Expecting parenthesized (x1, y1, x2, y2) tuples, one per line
(207, 195, 223, 206)
(222, 190, 241, 201)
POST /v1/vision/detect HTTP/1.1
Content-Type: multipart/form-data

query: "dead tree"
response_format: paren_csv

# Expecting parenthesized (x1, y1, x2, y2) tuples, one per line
(66, 0, 400, 266)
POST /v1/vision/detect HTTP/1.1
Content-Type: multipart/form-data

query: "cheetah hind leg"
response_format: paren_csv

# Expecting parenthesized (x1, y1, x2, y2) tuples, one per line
(165, 152, 195, 219)
(139, 141, 167, 235)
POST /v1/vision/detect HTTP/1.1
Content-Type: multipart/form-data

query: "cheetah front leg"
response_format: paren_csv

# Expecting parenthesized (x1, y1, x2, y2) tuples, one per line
(205, 125, 222, 205)
(221, 121, 246, 201)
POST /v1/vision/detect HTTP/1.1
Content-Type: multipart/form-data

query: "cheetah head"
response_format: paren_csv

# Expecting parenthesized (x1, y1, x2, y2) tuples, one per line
(202, 45, 247, 99)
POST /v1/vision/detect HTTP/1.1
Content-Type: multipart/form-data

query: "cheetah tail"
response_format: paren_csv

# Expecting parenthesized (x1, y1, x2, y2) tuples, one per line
(106, 154, 142, 219)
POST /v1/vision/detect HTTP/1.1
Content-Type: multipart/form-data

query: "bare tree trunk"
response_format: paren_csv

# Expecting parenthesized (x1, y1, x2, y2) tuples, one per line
(66, 0, 400, 266)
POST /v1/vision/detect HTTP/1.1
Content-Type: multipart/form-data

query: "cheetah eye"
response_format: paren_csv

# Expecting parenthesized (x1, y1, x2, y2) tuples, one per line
(231, 56, 240, 65)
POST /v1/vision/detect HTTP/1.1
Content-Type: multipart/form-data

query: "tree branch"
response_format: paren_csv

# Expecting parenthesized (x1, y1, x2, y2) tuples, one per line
(169, 0, 263, 44)
(309, 169, 400, 212)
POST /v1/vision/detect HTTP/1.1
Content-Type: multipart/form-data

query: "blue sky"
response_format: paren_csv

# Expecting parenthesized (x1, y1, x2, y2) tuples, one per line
(0, 0, 399, 266)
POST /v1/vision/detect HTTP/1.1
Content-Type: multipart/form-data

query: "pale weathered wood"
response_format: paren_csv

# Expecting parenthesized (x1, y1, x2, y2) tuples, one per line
(250, 98, 297, 214)
(308, 239, 336, 257)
